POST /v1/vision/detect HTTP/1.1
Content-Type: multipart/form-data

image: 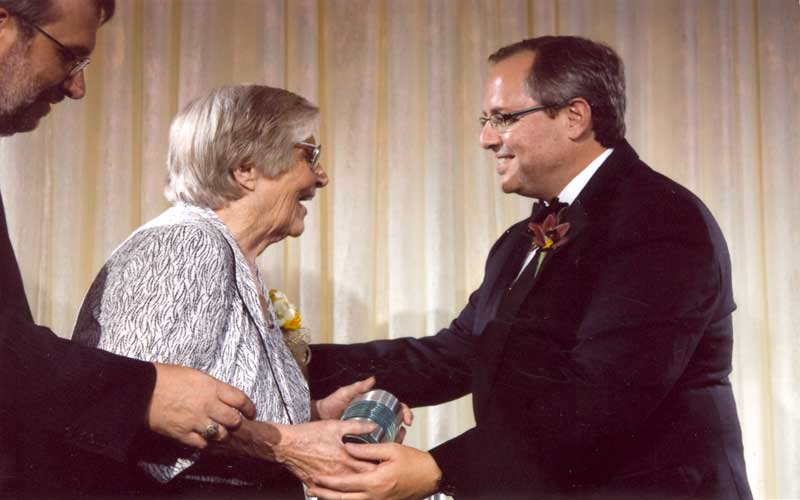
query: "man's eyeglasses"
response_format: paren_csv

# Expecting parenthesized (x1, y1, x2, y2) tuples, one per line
(479, 103, 561, 131)
(14, 14, 90, 77)
(295, 142, 322, 169)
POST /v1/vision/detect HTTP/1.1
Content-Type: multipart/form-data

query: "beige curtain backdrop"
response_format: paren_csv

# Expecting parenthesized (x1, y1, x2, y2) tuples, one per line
(1, 0, 797, 498)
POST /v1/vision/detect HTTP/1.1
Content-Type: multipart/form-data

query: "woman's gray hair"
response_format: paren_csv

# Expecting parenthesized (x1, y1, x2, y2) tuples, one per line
(165, 84, 319, 209)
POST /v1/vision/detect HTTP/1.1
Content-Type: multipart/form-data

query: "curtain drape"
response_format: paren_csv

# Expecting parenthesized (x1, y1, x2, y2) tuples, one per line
(1, 1, 797, 498)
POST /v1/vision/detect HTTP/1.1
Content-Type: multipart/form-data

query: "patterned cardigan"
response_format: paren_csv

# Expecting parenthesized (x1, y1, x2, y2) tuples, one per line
(73, 203, 310, 483)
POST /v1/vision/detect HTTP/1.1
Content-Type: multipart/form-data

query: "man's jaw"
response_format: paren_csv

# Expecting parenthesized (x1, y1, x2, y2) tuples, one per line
(1, 87, 66, 136)
(42, 85, 66, 105)
(5, 100, 50, 135)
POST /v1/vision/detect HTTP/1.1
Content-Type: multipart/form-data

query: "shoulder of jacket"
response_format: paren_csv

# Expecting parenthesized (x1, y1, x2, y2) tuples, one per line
(110, 215, 235, 273)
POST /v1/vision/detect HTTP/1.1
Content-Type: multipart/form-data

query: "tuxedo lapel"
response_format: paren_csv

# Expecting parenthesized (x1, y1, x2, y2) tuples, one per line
(558, 199, 589, 247)
(506, 198, 590, 297)
(499, 226, 537, 293)
(571, 140, 639, 220)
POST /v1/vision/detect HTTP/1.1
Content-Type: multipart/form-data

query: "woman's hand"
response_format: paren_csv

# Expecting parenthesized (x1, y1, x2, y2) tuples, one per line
(274, 420, 381, 486)
(214, 418, 380, 486)
(312, 377, 375, 420)
(311, 377, 414, 432)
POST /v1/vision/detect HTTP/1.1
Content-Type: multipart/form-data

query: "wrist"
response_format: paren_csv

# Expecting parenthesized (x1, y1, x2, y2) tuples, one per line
(421, 452, 447, 498)
(431, 458, 455, 497)
(221, 420, 286, 464)
(269, 423, 297, 464)
(145, 362, 163, 430)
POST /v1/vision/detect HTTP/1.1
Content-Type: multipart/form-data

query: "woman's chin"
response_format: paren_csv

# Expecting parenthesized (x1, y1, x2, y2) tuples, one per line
(287, 220, 306, 238)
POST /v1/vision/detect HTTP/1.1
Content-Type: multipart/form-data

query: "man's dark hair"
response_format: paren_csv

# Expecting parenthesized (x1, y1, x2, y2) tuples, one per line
(489, 36, 626, 147)
(0, 0, 115, 38)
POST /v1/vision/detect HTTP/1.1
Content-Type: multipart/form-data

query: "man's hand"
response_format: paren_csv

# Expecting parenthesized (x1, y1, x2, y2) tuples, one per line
(147, 363, 256, 448)
(214, 418, 380, 486)
(307, 442, 442, 500)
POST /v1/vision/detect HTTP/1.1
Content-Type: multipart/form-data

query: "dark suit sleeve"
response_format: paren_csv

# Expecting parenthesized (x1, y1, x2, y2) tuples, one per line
(0, 309, 157, 463)
(1, 191, 157, 465)
(308, 231, 518, 494)
(308, 229, 519, 404)
(309, 292, 478, 405)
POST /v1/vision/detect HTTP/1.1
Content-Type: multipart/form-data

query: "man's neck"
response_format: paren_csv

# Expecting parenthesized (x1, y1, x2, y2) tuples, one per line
(545, 140, 608, 201)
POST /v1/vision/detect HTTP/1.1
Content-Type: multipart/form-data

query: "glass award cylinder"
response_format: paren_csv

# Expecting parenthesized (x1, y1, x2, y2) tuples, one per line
(341, 389, 402, 444)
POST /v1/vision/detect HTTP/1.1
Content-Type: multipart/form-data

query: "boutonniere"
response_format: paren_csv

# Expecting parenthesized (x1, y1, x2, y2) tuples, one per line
(269, 289, 311, 369)
(527, 209, 571, 278)
(528, 209, 571, 251)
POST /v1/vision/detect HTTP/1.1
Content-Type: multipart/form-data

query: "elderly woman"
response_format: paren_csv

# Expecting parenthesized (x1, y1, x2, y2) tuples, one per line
(72, 85, 377, 496)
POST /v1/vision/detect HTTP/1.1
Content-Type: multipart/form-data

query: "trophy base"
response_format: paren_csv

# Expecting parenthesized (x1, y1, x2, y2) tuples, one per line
(342, 433, 377, 444)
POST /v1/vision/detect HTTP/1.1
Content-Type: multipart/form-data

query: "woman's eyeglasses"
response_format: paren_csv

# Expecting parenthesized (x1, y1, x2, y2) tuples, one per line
(295, 142, 321, 169)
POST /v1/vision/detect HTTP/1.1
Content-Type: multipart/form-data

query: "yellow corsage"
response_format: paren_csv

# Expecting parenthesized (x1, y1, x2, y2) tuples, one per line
(269, 289, 311, 370)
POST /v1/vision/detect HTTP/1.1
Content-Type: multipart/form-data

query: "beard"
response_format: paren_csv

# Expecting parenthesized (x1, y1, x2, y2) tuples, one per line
(0, 38, 61, 137)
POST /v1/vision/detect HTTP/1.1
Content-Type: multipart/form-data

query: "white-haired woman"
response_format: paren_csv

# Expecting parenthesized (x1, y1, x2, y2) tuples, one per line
(72, 85, 381, 497)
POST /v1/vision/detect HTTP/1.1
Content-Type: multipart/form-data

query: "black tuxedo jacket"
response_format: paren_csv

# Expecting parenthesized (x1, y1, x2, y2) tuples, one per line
(0, 190, 157, 496)
(310, 141, 752, 499)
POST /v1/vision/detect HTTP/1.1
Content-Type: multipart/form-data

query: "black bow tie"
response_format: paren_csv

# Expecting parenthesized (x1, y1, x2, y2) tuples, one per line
(530, 197, 569, 224)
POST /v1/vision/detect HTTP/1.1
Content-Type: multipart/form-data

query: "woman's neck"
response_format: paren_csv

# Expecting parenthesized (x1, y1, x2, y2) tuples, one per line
(214, 201, 282, 270)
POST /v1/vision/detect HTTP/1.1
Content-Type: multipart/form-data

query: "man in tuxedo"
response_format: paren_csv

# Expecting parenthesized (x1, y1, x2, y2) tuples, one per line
(307, 36, 752, 499)
(0, 0, 258, 495)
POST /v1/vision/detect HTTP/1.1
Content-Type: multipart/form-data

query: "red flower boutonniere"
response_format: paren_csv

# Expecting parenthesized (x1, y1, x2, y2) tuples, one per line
(526, 206, 573, 279)
(528, 210, 571, 252)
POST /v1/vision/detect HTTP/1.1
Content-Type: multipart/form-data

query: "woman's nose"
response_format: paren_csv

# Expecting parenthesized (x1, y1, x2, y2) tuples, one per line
(314, 164, 329, 187)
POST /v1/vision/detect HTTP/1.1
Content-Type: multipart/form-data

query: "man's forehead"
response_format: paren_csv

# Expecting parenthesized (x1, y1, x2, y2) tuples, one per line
(483, 52, 536, 112)
(40, 0, 100, 55)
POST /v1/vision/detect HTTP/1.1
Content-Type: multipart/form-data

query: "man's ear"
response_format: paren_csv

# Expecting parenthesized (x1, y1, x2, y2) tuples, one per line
(0, 7, 12, 36)
(564, 97, 594, 141)
(231, 162, 259, 192)
(0, 8, 18, 54)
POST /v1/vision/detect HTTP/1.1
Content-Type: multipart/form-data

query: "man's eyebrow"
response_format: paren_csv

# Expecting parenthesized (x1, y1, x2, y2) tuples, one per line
(68, 45, 92, 57)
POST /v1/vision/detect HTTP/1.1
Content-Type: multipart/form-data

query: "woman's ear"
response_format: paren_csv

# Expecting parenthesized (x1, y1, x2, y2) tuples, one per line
(231, 162, 258, 192)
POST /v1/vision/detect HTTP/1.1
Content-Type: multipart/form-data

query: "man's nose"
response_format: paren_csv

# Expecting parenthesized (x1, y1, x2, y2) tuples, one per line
(61, 70, 86, 99)
(479, 122, 502, 150)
